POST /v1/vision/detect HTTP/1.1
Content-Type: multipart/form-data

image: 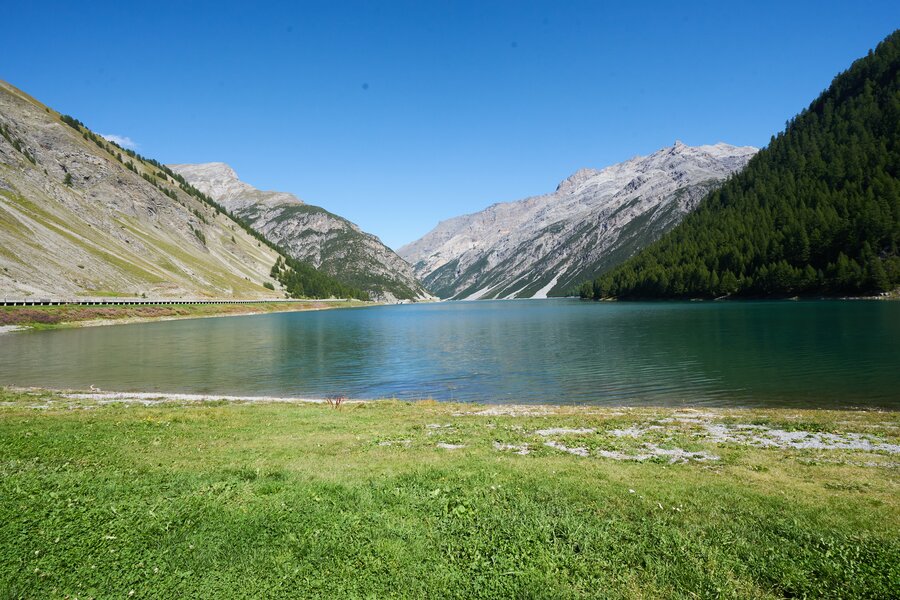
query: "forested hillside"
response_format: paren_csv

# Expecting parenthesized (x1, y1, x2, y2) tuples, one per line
(581, 30, 900, 299)
(270, 256, 368, 301)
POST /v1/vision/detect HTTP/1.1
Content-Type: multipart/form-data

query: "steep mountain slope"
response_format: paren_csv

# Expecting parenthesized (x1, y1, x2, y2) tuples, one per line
(169, 163, 431, 302)
(0, 81, 288, 299)
(399, 143, 756, 299)
(584, 30, 900, 299)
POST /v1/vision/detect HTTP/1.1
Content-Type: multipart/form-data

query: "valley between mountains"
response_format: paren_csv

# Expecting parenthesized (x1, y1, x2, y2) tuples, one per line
(0, 79, 759, 304)
(2, 31, 898, 303)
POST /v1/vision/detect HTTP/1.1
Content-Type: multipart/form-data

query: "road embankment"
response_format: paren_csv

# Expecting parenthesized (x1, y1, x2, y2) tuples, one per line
(0, 299, 371, 331)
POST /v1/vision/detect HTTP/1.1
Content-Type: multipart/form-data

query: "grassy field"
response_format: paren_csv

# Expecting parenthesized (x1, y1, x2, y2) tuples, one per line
(0, 388, 897, 598)
(0, 300, 364, 330)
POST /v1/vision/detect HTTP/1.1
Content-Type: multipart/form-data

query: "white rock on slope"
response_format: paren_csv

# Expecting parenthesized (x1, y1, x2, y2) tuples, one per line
(398, 142, 757, 299)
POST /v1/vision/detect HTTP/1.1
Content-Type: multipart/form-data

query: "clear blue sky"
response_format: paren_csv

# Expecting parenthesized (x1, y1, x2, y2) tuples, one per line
(3, 1, 897, 249)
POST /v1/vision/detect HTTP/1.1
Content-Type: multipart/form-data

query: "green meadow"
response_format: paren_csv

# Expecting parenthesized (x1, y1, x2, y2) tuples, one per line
(0, 388, 897, 598)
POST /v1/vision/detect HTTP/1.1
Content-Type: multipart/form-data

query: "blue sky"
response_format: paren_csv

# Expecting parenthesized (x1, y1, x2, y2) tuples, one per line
(3, 1, 897, 249)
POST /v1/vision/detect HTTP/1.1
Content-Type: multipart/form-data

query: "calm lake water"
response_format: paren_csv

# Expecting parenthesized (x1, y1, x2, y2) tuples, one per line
(1, 299, 898, 408)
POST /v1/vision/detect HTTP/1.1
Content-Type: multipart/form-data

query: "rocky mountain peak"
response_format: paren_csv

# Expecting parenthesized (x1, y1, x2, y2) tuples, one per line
(400, 142, 758, 300)
(196, 161, 238, 178)
(169, 162, 432, 302)
(642, 141, 758, 174)
(169, 162, 303, 212)
(556, 168, 602, 194)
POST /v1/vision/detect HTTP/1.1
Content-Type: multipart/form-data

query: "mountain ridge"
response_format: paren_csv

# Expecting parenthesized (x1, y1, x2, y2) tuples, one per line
(399, 142, 757, 299)
(168, 162, 303, 212)
(0, 80, 290, 299)
(169, 162, 432, 302)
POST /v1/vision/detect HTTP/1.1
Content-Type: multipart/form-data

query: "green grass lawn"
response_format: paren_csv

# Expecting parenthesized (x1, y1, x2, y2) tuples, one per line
(1, 389, 897, 598)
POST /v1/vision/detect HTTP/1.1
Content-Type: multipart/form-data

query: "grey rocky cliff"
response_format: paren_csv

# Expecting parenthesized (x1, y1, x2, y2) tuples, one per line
(398, 142, 758, 299)
(169, 163, 431, 302)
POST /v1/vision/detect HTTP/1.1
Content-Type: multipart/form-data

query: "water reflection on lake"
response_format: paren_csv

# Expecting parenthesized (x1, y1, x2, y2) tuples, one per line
(1, 299, 898, 408)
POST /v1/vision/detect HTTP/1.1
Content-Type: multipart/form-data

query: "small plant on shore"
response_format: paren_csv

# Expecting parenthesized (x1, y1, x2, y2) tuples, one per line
(325, 395, 347, 409)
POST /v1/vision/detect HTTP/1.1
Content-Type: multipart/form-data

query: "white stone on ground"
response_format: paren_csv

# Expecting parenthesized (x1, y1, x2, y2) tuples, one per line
(493, 442, 530, 455)
(543, 441, 590, 457)
(535, 427, 595, 436)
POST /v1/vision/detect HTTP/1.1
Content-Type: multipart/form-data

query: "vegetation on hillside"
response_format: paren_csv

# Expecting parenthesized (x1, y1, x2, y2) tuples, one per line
(0, 390, 897, 597)
(580, 31, 900, 299)
(266, 204, 422, 300)
(60, 115, 265, 244)
(0, 122, 35, 164)
(271, 256, 369, 301)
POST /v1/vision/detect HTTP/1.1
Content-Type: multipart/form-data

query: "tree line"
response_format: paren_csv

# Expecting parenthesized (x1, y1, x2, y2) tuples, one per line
(271, 257, 368, 301)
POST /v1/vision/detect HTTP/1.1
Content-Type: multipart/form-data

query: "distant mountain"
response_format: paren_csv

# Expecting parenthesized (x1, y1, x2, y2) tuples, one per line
(584, 30, 900, 299)
(399, 142, 756, 299)
(169, 163, 431, 302)
(0, 81, 293, 299)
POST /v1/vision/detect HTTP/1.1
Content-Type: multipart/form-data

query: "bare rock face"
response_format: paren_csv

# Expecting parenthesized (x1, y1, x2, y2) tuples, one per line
(167, 162, 301, 212)
(169, 163, 431, 302)
(0, 81, 284, 299)
(399, 142, 758, 299)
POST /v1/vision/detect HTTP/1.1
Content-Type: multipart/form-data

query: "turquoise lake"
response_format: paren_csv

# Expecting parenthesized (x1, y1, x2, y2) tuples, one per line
(0, 299, 898, 408)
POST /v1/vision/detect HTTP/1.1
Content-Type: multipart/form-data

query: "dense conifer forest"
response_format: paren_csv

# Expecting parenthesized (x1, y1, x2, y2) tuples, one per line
(270, 257, 369, 301)
(580, 30, 900, 299)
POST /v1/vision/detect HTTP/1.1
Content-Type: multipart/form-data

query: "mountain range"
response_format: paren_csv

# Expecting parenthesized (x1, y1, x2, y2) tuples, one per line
(0, 81, 428, 302)
(4, 30, 895, 304)
(399, 142, 757, 299)
(169, 163, 431, 302)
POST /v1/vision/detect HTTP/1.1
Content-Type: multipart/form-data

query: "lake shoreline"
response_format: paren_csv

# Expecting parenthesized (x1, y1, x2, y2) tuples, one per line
(0, 299, 377, 333)
(5, 387, 900, 456)
(5, 385, 898, 415)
